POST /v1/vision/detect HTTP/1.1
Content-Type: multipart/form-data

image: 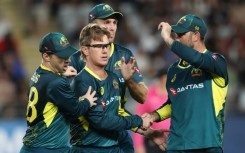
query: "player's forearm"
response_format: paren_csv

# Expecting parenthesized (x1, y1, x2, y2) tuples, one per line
(126, 79, 148, 104)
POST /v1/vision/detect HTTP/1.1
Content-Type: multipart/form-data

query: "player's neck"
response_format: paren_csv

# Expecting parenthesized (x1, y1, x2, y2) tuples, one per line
(87, 64, 107, 80)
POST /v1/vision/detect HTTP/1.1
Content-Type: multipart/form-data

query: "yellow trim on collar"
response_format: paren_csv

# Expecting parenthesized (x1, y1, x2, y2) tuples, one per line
(84, 66, 107, 81)
(202, 49, 208, 53)
(110, 43, 114, 57)
(40, 64, 61, 75)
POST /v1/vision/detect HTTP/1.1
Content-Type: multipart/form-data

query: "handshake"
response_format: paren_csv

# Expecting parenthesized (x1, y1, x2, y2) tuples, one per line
(140, 113, 155, 130)
(137, 112, 168, 151)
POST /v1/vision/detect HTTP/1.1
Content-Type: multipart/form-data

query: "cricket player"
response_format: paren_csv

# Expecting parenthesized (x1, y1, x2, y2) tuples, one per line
(70, 25, 152, 153)
(144, 14, 229, 153)
(69, 3, 148, 153)
(20, 32, 97, 153)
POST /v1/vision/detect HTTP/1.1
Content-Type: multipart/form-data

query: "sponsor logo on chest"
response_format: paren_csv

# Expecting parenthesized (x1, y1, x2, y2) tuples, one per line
(170, 83, 204, 96)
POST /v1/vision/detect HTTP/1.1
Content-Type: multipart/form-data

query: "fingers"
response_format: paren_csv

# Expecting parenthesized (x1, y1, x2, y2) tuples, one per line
(121, 56, 125, 64)
(141, 115, 153, 130)
(91, 90, 96, 97)
(158, 22, 163, 30)
(86, 86, 92, 95)
(91, 101, 97, 107)
(159, 143, 167, 151)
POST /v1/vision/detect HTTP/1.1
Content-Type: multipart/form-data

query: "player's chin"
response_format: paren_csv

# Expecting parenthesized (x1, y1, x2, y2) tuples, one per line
(100, 60, 108, 66)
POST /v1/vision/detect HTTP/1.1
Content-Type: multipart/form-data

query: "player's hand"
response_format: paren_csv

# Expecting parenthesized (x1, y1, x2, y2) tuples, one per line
(142, 112, 159, 122)
(120, 56, 136, 82)
(63, 66, 77, 77)
(141, 115, 153, 130)
(158, 22, 174, 46)
(80, 86, 97, 107)
(149, 128, 169, 151)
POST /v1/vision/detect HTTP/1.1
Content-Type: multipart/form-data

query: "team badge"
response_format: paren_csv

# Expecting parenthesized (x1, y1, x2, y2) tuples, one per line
(100, 87, 104, 95)
(113, 79, 119, 89)
(191, 68, 202, 77)
(178, 16, 186, 24)
(103, 4, 113, 12)
(60, 36, 69, 47)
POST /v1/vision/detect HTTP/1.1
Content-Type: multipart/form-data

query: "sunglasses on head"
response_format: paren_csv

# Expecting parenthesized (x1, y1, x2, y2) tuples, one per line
(85, 43, 111, 49)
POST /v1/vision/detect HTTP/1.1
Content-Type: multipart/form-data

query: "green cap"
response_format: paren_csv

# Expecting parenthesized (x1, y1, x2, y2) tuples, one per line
(88, 3, 123, 23)
(39, 32, 77, 59)
(171, 14, 207, 37)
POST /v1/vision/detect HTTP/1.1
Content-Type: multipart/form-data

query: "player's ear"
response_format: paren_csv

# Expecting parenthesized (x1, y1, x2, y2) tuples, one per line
(192, 31, 199, 42)
(81, 46, 89, 56)
(42, 53, 51, 62)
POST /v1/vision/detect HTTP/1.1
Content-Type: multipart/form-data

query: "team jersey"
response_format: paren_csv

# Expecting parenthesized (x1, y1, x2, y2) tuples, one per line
(70, 66, 143, 147)
(155, 41, 229, 150)
(70, 43, 143, 131)
(22, 64, 91, 148)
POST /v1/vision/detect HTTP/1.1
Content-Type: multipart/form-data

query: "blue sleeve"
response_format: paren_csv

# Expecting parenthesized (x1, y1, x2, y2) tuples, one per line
(47, 77, 90, 118)
(69, 51, 86, 73)
(171, 41, 228, 84)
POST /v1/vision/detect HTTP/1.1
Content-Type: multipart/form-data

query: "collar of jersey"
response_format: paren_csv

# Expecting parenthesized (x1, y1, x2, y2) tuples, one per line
(40, 64, 62, 75)
(110, 43, 114, 57)
(84, 66, 108, 81)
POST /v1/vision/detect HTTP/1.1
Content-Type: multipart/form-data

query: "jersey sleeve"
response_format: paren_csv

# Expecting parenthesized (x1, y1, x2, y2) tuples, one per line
(154, 97, 172, 122)
(171, 41, 228, 85)
(69, 51, 86, 73)
(47, 77, 90, 118)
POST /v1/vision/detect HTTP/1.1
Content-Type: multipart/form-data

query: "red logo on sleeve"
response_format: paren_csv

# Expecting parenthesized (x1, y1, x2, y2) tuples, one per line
(135, 67, 141, 75)
(212, 54, 217, 61)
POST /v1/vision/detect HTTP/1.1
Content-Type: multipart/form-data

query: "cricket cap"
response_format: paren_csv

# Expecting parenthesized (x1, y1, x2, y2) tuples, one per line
(171, 14, 207, 37)
(88, 3, 123, 23)
(39, 32, 77, 59)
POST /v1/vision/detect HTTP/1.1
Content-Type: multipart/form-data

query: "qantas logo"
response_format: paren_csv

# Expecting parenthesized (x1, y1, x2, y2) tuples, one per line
(169, 83, 204, 96)
(101, 96, 121, 109)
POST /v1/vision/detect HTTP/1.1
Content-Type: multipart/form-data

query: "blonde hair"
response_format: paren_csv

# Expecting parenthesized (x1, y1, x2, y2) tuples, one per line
(79, 24, 110, 47)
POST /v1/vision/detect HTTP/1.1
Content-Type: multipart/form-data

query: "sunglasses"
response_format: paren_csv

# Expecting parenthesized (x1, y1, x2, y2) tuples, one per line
(85, 43, 111, 49)
(176, 32, 188, 38)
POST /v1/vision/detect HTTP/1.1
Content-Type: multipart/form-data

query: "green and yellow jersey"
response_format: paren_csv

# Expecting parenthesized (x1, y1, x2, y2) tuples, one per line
(155, 41, 229, 150)
(70, 43, 143, 131)
(22, 64, 91, 148)
(70, 66, 143, 147)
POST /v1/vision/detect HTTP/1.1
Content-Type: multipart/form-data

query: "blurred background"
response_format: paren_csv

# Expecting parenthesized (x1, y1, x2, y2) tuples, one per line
(0, 0, 244, 152)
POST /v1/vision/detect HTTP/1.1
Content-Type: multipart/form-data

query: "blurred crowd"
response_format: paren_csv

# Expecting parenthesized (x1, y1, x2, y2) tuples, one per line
(0, 0, 245, 119)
